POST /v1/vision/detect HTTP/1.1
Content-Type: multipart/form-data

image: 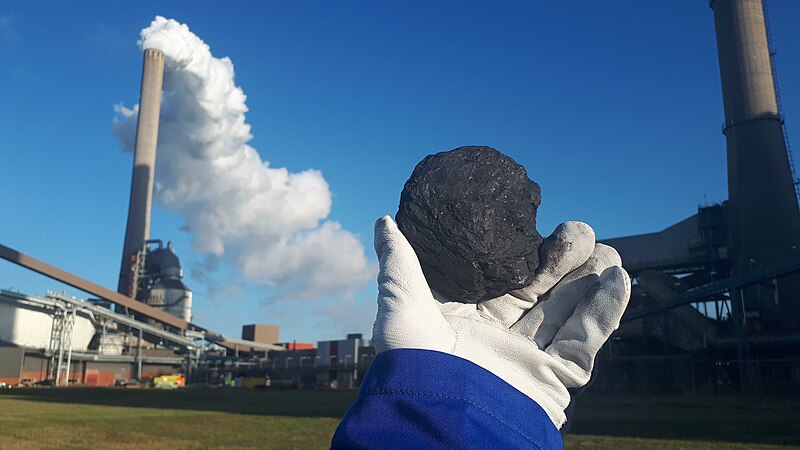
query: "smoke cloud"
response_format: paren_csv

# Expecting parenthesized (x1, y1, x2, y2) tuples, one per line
(114, 16, 375, 300)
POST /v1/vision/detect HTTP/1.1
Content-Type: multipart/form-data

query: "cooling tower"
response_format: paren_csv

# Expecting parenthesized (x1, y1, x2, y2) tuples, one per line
(712, 0, 800, 327)
(117, 48, 165, 297)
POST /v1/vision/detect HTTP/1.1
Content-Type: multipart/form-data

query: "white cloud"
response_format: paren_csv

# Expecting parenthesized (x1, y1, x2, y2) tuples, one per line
(114, 16, 375, 301)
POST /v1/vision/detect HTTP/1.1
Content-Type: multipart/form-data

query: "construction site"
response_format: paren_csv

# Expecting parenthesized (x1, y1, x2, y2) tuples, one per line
(1, 0, 799, 401)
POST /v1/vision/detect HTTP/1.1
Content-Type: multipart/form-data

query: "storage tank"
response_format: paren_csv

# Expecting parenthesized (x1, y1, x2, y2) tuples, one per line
(0, 297, 95, 351)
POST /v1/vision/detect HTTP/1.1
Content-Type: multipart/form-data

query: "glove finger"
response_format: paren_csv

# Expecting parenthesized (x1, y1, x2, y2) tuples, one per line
(477, 222, 595, 327)
(510, 274, 598, 348)
(545, 265, 631, 388)
(475, 294, 535, 327)
(511, 221, 595, 303)
(511, 244, 622, 347)
(372, 215, 455, 353)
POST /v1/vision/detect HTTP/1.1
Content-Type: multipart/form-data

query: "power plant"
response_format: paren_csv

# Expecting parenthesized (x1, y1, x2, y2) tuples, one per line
(1, 0, 799, 395)
(596, 0, 800, 394)
(0, 48, 283, 387)
(0, 46, 371, 389)
(715, 0, 800, 326)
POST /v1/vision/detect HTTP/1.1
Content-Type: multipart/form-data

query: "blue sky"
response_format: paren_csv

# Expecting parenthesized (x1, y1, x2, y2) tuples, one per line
(1, 2, 799, 343)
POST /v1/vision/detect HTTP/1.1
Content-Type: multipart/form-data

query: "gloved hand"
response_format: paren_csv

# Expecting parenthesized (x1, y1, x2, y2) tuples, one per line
(372, 215, 631, 428)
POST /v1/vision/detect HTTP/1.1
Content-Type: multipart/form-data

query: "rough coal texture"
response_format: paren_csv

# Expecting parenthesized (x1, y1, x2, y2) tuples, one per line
(396, 146, 542, 303)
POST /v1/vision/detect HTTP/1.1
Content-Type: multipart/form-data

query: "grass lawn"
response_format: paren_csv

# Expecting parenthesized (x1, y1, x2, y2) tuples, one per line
(0, 388, 798, 449)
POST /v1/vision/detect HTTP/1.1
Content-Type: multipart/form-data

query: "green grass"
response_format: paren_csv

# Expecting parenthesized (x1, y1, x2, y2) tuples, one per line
(0, 388, 355, 449)
(0, 388, 798, 449)
(567, 394, 800, 448)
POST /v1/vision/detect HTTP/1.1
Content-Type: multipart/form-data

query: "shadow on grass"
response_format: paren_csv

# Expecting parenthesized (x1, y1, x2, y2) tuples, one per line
(0, 387, 358, 418)
(568, 393, 800, 446)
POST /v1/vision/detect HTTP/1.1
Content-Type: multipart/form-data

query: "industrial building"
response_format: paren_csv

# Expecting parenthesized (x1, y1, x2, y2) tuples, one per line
(0, 289, 193, 386)
(0, 280, 368, 389)
(236, 333, 374, 389)
(593, 0, 800, 395)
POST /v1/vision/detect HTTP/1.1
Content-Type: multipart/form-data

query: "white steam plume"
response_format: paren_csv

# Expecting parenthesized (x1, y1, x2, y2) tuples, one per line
(113, 16, 375, 300)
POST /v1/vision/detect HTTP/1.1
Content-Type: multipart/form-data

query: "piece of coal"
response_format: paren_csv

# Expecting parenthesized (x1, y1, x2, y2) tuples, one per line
(396, 146, 542, 303)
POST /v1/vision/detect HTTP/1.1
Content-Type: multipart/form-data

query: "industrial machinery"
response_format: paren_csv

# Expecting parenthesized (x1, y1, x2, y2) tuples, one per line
(127, 240, 193, 323)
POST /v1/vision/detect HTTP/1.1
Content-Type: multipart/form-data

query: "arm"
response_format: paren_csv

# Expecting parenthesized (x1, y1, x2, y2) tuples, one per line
(332, 349, 562, 450)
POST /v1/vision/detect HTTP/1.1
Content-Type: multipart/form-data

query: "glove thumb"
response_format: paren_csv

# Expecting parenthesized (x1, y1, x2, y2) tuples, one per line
(372, 216, 455, 353)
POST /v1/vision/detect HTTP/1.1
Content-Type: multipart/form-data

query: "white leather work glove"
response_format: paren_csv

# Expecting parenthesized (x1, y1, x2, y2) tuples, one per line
(372, 215, 631, 429)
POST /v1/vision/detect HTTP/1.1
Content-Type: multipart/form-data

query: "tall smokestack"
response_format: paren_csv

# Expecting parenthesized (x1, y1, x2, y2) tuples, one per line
(118, 48, 165, 297)
(712, 0, 800, 326)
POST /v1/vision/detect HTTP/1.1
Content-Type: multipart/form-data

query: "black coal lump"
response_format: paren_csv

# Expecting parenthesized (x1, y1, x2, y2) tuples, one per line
(396, 146, 542, 303)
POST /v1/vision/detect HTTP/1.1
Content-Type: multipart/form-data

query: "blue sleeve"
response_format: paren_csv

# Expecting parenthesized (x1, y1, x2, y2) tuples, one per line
(331, 349, 563, 450)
